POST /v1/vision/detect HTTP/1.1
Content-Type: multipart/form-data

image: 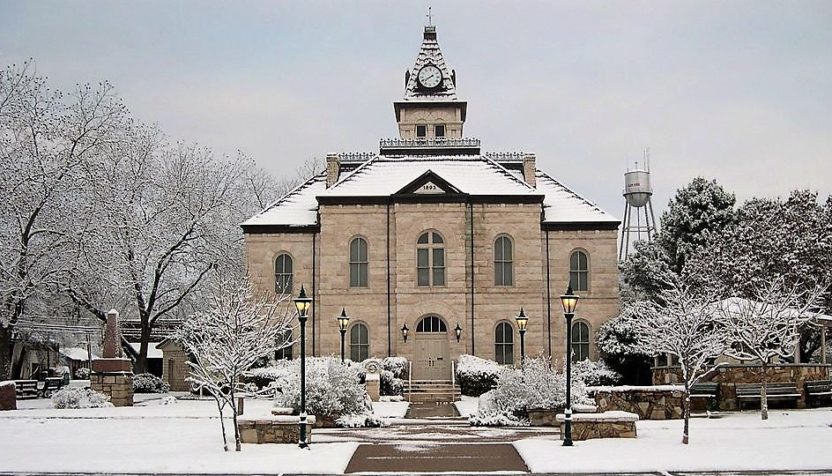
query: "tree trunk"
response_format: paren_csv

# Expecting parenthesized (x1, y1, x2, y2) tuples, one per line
(0, 325, 12, 381)
(215, 397, 229, 451)
(231, 389, 242, 452)
(760, 362, 769, 421)
(135, 321, 152, 374)
(682, 383, 690, 444)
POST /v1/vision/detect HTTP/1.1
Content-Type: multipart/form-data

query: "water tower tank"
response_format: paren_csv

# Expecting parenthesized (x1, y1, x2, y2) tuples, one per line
(623, 169, 652, 207)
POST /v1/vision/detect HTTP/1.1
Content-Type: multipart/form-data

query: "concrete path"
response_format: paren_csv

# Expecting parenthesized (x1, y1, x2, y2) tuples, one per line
(405, 401, 459, 419)
(316, 422, 561, 444)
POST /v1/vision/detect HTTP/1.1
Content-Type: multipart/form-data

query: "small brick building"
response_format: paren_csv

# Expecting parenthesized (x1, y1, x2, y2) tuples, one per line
(242, 24, 621, 380)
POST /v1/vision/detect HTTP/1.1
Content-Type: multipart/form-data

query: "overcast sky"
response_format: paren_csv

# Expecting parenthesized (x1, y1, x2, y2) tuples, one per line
(2, 0, 830, 218)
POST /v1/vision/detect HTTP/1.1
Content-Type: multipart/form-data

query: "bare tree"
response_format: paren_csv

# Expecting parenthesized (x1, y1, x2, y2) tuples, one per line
(176, 275, 294, 451)
(0, 61, 128, 378)
(625, 284, 729, 444)
(715, 277, 827, 420)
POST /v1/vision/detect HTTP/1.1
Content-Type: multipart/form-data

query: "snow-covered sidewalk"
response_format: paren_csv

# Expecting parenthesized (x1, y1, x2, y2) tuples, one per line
(515, 408, 832, 473)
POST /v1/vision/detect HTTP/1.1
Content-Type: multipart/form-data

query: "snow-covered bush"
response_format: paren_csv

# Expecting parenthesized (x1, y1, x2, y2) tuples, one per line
(468, 356, 590, 426)
(336, 413, 389, 428)
(243, 360, 293, 389)
(379, 395, 404, 402)
(273, 356, 368, 418)
(74, 367, 91, 380)
(456, 354, 501, 396)
(382, 356, 408, 378)
(572, 359, 622, 386)
(159, 396, 178, 405)
(133, 373, 170, 393)
(52, 387, 113, 409)
(380, 369, 404, 396)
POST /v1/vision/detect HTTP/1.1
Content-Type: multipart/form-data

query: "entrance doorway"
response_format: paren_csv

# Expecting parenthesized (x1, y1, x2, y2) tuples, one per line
(413, 315, 450, 380)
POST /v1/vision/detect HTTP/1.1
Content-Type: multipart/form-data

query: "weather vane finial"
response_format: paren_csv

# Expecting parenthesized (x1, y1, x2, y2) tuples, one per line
(427, 6, 432, 26)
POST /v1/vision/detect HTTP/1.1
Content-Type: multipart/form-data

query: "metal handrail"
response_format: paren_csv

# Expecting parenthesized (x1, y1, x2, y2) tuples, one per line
(408, 361, 413, 402)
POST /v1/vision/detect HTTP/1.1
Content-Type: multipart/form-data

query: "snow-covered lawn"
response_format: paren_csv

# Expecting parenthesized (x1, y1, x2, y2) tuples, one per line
(454, 395, 478, 417)
(0, 397, 356, 474)
(515, 408, 832, 473)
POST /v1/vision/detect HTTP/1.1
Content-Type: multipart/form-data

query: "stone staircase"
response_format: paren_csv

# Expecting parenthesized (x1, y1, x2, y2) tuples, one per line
(404, 380, 461, 403)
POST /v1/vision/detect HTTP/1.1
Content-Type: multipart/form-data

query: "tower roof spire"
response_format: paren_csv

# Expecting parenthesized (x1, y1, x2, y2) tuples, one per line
(403, 23, 458, 101)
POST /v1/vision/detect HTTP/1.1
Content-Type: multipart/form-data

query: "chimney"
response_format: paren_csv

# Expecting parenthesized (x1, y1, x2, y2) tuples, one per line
(522, 153, 536, 188)
(326, 153, 340, 188)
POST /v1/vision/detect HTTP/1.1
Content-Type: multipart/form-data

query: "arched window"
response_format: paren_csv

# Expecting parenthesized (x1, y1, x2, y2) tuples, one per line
(275, 254, 293, 294)
(571, 321, 590, 362)
(416, 315, 447, 333)
(569, 250, 589, 292)
(494, 235, 514, 286)
(417, 231, 445, 287)
(349, 237, 368, 287)
(495, 322, 514, 365)
(275, 329, 293, 360)
(350, 323, 369, 362)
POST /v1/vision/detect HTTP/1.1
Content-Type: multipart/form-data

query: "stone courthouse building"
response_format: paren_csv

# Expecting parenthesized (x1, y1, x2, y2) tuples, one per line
(242, 24, 620, 381)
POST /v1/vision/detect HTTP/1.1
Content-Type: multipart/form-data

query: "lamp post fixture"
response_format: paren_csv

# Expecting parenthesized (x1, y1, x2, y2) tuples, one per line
(337, 308, 350, 363)
(454, 323, 463, 343)
(401, 323, 409, 343)
(293, 285, 312, 449)
(515, 308, 529, 363)
(559, 284, 580, 447)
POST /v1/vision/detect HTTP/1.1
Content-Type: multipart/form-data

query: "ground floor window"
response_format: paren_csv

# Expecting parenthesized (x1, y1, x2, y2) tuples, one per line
(571, 321, 590, 361)
(495, 321, 514, 365)
(350, 323, 369, 362)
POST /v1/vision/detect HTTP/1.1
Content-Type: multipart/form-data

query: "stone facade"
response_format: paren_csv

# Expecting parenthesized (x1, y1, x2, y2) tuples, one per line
(0, 381, 16, 411)
(653, 364, 831, 410)
(556, 411, 638, 440)
(90, 372, 134, 407)
(590, 386, 684, 420)
(157, 340, 190, 392)
(238, 415, 316, 444)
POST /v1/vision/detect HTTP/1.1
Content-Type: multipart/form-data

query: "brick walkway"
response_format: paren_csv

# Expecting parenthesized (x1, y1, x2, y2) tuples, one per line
(344, 442, 529, 473)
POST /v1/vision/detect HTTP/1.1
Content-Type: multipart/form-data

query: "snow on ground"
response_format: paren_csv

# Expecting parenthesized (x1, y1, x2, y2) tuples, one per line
(0, 397, 356, 474)
(454, 395, 478, 417)
(372, 400, 409, 418)
(515, 408, 832, 473)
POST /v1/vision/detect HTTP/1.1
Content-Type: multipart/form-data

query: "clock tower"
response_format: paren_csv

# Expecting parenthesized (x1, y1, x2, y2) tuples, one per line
(394, 24, 467, 140)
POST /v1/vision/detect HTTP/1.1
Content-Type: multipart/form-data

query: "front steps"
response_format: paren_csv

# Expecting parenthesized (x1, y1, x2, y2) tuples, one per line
(404, 380, 461, 403)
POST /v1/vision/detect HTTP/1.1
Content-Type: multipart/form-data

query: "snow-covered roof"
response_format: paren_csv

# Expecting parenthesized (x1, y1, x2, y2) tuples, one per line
(241, 174, 325, 228)
(403, 26, 459, 102)
(536, 171, 618, 225)
(59, 347, 96, 361)
(320, 156, 538, 198)
(128, 342, 163, 359)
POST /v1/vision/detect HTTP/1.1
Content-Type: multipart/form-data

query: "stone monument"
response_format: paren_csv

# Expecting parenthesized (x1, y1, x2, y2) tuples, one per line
(364, 360, 381, 401)
(90, 309, 134, 406)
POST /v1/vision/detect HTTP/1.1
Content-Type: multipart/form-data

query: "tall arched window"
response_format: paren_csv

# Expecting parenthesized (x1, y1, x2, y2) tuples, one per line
(349, 323, 369, 362)
(571, 321, 590, 362)
(569, 250, 589, 292)
(495, 322, 514, 365)
(417, 231, 445, 286)
(494, 235, 514, 286)
(416, 315, 447, 333)
(349, 237, 368, 288)
(275, 254, 293, 294)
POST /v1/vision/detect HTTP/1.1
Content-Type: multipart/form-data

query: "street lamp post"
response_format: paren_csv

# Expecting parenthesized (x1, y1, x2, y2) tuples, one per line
(515, 308, 528, 364)
(337, 308, 350, 363)
(559, 285, 580, 447)
(293, 285, 312, 449)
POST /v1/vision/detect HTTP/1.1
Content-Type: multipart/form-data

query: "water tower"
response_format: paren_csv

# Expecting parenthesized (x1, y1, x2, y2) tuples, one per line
(618, 157, 657, 261)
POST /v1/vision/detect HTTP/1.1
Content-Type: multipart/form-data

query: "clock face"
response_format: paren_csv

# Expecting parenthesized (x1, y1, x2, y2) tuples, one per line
(417, 64, 442, 89)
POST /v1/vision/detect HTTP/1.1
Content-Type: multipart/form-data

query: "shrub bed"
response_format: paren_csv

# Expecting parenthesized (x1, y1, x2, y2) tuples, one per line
(456, 354, 500, 396)
(133, 373, 170, 393)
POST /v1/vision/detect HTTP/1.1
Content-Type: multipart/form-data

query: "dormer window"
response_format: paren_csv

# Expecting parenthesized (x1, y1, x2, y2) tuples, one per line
(416, 125, 427, 138)
(435, 124, 445, 138)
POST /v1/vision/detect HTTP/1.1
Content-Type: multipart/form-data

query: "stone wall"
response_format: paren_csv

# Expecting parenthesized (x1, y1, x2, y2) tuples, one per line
(652, 364, 831, 410)
(238, 415, 316, 444)
(590, 386, 684, 420)
(90, 372, 133, 407)
(556, 411, 638, 441)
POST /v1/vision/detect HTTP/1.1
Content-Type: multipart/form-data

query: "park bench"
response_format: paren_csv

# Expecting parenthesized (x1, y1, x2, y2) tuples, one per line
(804, 380, 832, 407)
(39, 377, 66, 398)
(735, 382, 800, 410)
(13, 380, 38, 399)
(689, 382, 720, 411)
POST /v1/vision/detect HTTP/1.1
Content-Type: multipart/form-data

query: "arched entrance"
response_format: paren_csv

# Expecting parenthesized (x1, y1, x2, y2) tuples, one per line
(413, 315, 451, 380)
